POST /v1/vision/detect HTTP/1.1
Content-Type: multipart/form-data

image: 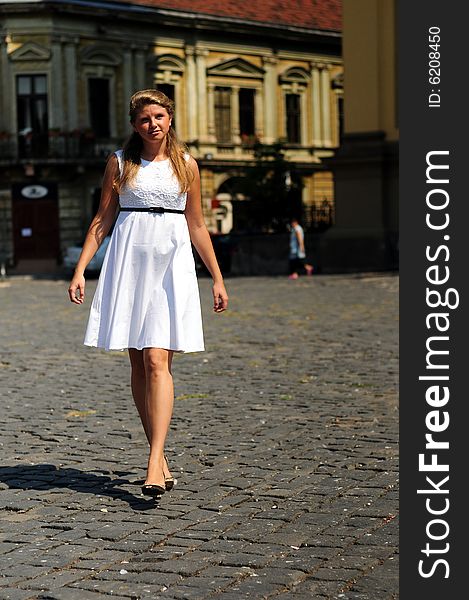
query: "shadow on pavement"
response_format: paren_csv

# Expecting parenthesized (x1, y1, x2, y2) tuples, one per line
(0, 463, 162, 510)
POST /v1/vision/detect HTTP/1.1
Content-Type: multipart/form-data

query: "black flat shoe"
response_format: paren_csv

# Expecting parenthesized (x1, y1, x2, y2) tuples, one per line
(141, 483, 165, 497)
(164, 455, 176, 491)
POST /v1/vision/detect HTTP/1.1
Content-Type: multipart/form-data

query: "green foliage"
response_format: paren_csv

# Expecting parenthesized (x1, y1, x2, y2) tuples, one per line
(233, 141, 303, 233)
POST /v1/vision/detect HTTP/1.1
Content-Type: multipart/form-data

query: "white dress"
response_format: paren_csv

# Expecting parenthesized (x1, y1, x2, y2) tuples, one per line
(84, 150, 205, 353)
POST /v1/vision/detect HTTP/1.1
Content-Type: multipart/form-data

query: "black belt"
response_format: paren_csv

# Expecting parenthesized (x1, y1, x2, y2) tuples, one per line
(120, 207, 185, 214)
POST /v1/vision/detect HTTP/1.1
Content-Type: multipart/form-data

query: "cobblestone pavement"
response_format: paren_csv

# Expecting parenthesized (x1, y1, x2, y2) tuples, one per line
(0, 273, 398, 600)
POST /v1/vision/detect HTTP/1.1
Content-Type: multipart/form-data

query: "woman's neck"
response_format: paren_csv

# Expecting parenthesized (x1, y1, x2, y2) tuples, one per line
(140, 139, 168, 162)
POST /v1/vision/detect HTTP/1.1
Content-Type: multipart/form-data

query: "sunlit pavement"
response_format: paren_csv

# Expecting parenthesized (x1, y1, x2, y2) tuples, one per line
(0, 273, 398, 599)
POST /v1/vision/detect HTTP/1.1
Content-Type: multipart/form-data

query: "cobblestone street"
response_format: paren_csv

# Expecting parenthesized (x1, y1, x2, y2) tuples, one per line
(0, 273, 398, 600)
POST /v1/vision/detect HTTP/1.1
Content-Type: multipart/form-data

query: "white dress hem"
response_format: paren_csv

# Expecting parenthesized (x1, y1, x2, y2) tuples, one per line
(83, 341, 205, 353)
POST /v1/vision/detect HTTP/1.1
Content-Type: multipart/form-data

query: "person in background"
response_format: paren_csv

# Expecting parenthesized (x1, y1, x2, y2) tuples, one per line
(288, 217, 314, 280)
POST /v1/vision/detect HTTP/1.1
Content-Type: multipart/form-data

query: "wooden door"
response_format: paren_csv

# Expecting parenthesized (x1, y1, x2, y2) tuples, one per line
(11, 183, 60, 262)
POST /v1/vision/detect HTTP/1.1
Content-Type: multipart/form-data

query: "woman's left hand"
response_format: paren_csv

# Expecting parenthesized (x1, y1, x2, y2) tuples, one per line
(213, 281, 229, 313)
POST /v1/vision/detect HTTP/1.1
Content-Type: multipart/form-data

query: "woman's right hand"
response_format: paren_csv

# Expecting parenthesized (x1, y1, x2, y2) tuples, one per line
(68, 272, 85, 304)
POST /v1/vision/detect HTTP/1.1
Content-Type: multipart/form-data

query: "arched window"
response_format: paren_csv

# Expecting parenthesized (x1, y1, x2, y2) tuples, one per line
(214, 87, 231, 143)
(279, 67, 310, 145)
(149, 54, 185, 136)
(286, 93, 301, 144)
(80, 45, 121, 139)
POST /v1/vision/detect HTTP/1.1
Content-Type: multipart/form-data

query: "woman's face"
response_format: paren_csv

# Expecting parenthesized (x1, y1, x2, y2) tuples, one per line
(133, 103, 172, 143)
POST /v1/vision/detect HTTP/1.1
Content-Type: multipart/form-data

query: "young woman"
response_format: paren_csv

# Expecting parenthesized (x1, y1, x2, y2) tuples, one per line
(68, 89, 228, 497)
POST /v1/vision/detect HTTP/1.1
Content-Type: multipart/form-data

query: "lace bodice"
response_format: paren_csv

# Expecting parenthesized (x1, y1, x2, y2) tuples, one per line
(115, 149, 188, 210)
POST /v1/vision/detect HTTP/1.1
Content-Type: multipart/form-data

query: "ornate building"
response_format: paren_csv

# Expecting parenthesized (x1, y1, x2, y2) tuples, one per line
(0, 0, 342, 273)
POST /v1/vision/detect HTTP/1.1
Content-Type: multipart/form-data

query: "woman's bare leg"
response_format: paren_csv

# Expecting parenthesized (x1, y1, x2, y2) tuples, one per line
(143, 347, 174, 486)
(128, 349, 150, 442)
(128, 348, 173, 480)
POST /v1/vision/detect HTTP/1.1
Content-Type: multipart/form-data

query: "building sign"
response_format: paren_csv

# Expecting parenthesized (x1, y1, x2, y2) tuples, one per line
(20, 185, 49, 199)
(12, 182, 57, 202)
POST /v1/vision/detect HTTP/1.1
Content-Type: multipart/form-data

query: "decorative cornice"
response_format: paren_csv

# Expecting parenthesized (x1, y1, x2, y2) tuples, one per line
(262, 56, 278, 67)
(207, 57, 264, 79)
(9, 40, 51, 61)
(80, 43, 122, 66)
(147, 52, 185, 72)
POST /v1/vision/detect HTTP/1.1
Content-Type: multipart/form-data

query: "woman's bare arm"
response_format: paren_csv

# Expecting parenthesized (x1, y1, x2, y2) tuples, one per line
(184, 157, 228, 312)
(68, 154, 119, 304)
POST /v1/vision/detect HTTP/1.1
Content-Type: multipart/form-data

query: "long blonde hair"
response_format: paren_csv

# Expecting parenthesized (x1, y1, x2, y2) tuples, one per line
(115, 89, 194, 193)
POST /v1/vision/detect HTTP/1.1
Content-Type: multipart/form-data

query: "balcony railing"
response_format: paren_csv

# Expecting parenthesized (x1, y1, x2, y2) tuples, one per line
(0, 131, 122, 161)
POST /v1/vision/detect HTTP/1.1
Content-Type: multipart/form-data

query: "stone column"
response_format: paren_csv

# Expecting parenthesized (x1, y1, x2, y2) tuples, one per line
(300, 90, 308, 146)
(332, 89, 341, 147)
(320, 64, 332, 147)
(195, 48, 208, 142)
(207, 82, 216, 141)
(64, 38, 78, 132)
(134, 48, 146, 91)
(231, 85, 240, 146)
(122, 48, 133, 134)
(254, 87, 264, 138)
(107, 75, 117, 138)
(310, 62, 321, 147)
(185, 46, 197, 141)
(50, 37, 64, 129)
(278, 86, 287, 140)
(262, 56, 278, 144)
(174, 79, 184, 139)
(0, 36, 11, 133)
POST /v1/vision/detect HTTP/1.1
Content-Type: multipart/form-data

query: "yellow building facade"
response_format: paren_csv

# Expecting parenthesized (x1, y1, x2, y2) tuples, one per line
(0, 0, 342, 273)
(323, 0, 398, 270)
